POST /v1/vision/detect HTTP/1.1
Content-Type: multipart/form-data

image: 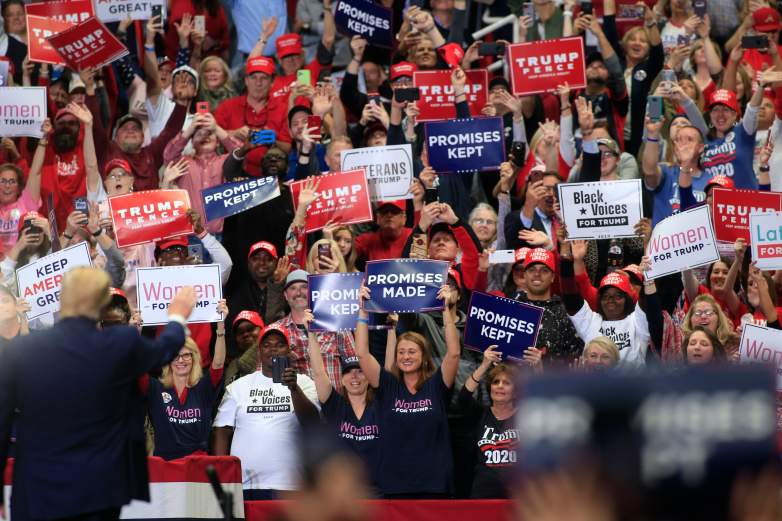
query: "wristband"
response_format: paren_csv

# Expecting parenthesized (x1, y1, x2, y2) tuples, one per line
(760, 165, 770, 172)
(357, 317, 369, 324)
(215, 332, 226, 337)
(644, 136, 660, 143)
(63, 232, 73, 240)
(470, 373, 480, 384)
(38, 141, 48, 147)
(91, 228, 103, 238)
(561, 104, 571, 111)
(144, 44, 155, 52)
(563, 10, 573, 16)
(299, 150, 311, 157)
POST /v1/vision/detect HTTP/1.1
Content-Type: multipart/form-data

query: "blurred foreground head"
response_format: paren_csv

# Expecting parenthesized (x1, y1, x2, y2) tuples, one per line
(59, 267, 111, 321)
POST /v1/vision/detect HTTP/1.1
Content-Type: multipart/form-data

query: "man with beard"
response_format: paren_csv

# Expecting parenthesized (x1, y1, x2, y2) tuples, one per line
(504, 171, 561, 250)
(354, 201, 413, 265)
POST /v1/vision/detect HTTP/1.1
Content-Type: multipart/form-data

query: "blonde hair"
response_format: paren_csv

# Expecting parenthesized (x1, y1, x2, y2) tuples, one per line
(59, 267, 111, 320)
(159, 337, 203, 388)
(198, 56, 232, 92)
(621, 26, 649, 57)
(306, 239, 347, 273)
(583, 336, 620, 365)
(332, 226, 358, 272)
(683, 294, 737, 347)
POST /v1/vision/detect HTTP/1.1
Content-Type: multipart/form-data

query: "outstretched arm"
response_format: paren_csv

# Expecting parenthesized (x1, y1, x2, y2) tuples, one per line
(439, 286, 462, 388)
(356, 285, 381, 387)
(304, 309, 334, 403)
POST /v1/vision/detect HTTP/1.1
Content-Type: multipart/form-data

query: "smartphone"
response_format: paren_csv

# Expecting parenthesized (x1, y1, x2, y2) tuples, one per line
(478, 42, 505, 57)
(581, 1, 593, 15)
(489, 249, 516, 264)
(394, 87, 421, 102)
(368, 92, 381, 105)
(510, 141, 527, 168)
(661, 68, 677, 83)
(250, 129, 277, 145)
(196, 101, 210, 115)
(522, 2, 536, 22)
(647, 95, 664, 121)
(297, 69, 311, 85)
(193, 14, 205, 33)
(677, 34, 690, 46)
(272, 356, 289, 384)
(74, 197, 88, 218)
(742, 34, 769, 49)
(424, 187, 439, 205)
(693, 0, 707, 17)
(317, 243, 332, 261)
(151, 4, 163, 22)
(98, 201, 110, 220)
(187, 244, 203, 264)
(23, 219, 42, 235)
(618, 4, 645, 18)
(307, 114, 322, 132)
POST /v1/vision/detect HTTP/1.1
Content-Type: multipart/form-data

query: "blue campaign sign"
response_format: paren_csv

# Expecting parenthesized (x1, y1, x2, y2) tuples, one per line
(334, 0, 393, 48)
(424, 117, 505, 173)
(308, 272, 390, 332)
(364, 259, 449, 313)
(201, 176, 280, 222)
(463, 291, 544, 361)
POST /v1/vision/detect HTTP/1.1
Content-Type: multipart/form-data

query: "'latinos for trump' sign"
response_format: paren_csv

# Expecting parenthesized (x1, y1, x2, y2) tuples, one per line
(506, 37, 586, 96)
(202, 176, 280, 222)
(425, 117, 505, 173)
(0, 87, 46, 138)
(339, 144, 413, 202)
(308, 272, 390, 332)
(413, 69, 488, 122)
(136, 264, 223, 326)
(109, 190, 193, 248)
(16, 242, 93, 320)
(94, 0, 166, 23)
(334, 0, 393, 47)
(47, 17, 129, 70)
(646, 205, 720, 280)
(739, 324, 782, 391)
(290, 169, 373, 233)
(712, 188, 782, 244)
(464, 291, 544, 361)
(558, 180, 643, 240)
(750, 211, 782, 270)
(364, 259, 449, 313)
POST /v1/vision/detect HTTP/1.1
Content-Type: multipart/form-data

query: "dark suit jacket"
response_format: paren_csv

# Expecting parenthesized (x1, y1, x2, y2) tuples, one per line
(504, 209, 549, 251)
(0, 317, 185, 520)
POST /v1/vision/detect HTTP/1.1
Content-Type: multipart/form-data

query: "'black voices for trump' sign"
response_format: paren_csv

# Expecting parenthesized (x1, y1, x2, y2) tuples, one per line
(464, 291, 544, 361)
(424, 117, 505, 173)
(557, 179, 643, 240)
(308, 272, 390, 332)
(364, 259, 449, 313)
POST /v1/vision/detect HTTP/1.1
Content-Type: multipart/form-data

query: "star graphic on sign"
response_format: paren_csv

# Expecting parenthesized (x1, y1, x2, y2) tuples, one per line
(252, 398, 258, 404)
(580, 207, 587, 215)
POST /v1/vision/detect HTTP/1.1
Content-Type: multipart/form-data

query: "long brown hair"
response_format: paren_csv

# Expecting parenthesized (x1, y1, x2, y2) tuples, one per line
(391, 331, 436, 391)
(681, 326, 727, 364)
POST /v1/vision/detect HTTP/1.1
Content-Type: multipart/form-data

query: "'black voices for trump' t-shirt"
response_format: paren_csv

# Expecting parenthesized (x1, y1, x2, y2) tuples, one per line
(321, 391, 380, 486)
(375, 367, 452, 496)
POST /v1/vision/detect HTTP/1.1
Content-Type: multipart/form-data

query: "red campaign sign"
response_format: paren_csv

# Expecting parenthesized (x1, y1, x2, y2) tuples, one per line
(290, 170, 373, 233)
(26, 15, 72, 65)
(109, 190, 194, 248)
(413, 69, 488, 122)
(25, 0, 94, 23)
(711, 188, 782, 244)
(46, 17, 129, 71)
(506, 37, 586, 96)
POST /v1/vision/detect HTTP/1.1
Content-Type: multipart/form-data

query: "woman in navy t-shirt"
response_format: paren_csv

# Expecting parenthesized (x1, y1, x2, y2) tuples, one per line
(144, 300, 228, 460)
(355, 284, 461, 498)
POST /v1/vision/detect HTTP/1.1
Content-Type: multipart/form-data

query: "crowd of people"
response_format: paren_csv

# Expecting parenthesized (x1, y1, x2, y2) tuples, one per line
(1, 0, 782, 516)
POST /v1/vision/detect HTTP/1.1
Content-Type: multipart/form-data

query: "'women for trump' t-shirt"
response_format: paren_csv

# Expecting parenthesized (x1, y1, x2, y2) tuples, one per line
(321, 392, 380, 486)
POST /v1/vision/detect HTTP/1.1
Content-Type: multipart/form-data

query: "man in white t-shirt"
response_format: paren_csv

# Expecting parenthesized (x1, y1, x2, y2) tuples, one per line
(213, 323, 320, 499)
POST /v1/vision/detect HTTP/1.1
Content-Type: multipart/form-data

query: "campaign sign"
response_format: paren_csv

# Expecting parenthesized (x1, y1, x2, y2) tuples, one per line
(558, 179, 643, 240)
(646, 205, 720, 280)
(47, 17, 129, 70)
(464, 291, 544, 361)
(506, 37, 586, 96)
(109, 189, 193, 248)
(712, 188, 782, 244)
(339, 144, 413, 202)
(26, 0, 94, 22)
(739, 324, 782, 391)
(425, 117, 505, 173)
(308, 272, 390, 332)
(413, 69, 488, 122)
(16, 242, 92, 320)
(0, 87, 46, 138)
(750, 211, 782, 271)
(334, 0, 393, 48)
(364, 259, 449, 313)
(94, 0, 166, 23)
(290, 169, 373, 233)
(202, 176, 280, 222)
(26, 15, 72, 65)
(136, 264, 223, 326)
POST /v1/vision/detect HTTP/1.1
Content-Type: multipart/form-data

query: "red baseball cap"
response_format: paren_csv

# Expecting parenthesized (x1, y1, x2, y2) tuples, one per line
(104, 158, 132, 177)
(260, 323, 290, 345)
(390, 61, 416, 82)
(621, 264, 644, 285)
(524, 248, 556, 272)
(246, 56, 275, 77)
(18, 211, 44, 234)
(599, 271, 634, 297)
(707, 89, 740, 113)
(705, 175, 735, 191)
(276, 33, 304, 59)
(376, 200, 406, 212)
(54, 106, 79, 121)
(447, 267, 463, 289)
(156, 236, 189, 251)
(753, 7, 782, 32)
(248, 241, 278, 260)
(438, 43, 465, 69)
(514, 247, 530, 266)
(233, 310, 265, 329)
(109, 287, 128, 301)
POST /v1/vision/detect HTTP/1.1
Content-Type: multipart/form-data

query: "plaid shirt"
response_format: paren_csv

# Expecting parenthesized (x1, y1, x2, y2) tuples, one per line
(262, 315, 356, 393)
(707, 0, 742, 38)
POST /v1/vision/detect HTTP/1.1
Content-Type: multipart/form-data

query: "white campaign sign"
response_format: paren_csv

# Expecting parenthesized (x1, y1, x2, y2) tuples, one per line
(340, 144, 414, 202)
(750, 211, 782, 271)
(739, 324, 782, 391)
(558, 179, 643, 240)
(16, 242, 93, 320)
(94, 0, 166, 23)
(645, 205, 720, 280)
(136, 264, 222, 326)
(0, 87, 46, 138)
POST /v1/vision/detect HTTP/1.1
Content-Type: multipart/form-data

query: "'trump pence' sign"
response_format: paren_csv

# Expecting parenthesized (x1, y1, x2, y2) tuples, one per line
(425, 117, 505, 173)
(109, 190, 193, 248)
(25, 0, 94, 22)
(558, 180, 643, 240)
(750, 211, 782, 270)
(506, 37, 586, 96)
(136, 264, 223, 326)
(26, 15, 72, 65)
(646, 205, 720, 280)
(340, 144, 413, 202)
(16, 242, 93, 320)
(47, 17, 129, 70)
(0, 87, 47, 138)
(289, 169, 373, 233)
(414, 69, 488, 122)
(712, 188, 782, 244)
(739, 324, 782, 391)
(464, 291, 544, 361)
(364, 259, 449, 313)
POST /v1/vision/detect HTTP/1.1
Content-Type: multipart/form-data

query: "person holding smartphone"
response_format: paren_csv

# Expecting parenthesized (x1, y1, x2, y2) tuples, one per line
(0, 212, 51, 296)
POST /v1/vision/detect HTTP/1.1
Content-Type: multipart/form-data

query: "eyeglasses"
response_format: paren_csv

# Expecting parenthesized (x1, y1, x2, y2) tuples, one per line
(600, 151, 618, 159)
(0, 178, 18, 185)
(175, 352, 193, 361)
(107, 172, 130, 180)
(693, 309, 715, 318)
(471, 218, 497, 226)
(600, 292, 626, 302)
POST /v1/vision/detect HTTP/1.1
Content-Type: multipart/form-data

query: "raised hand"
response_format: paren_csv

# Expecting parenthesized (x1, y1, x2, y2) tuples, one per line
(298, 175, 321, 210)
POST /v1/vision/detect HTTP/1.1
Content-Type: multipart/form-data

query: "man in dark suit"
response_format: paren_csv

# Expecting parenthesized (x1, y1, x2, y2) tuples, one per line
(504, 171, 561, 251)
(0, 267, 196, 521)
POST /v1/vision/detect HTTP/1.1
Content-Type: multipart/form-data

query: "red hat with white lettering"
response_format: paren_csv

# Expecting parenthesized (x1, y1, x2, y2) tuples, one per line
(514, 247, 530, 266)
(246, 56, 276, 77)
(705, 175, 735, 191)
(156, 236, 189, 252)
(259, 323, 291, 345)
(233, 310, 265, 329)
(447, 267, 463, 289)
(17, 211, 43, 234)
(390, 61, 417, 82)
(621, 264, 644, 285)
(276, 33, 304, 59)
(523, 248, 556, 272)
(109, 287, 128, 301)
(248, 241, 278, 260)
(104, 158, 133, 177)
(599, 271, 634, 297)
(376, 200, 406, 212)
(437, 43, 465, 69)
(753, 6, 782, 32)
(707, 89, 740, 113)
